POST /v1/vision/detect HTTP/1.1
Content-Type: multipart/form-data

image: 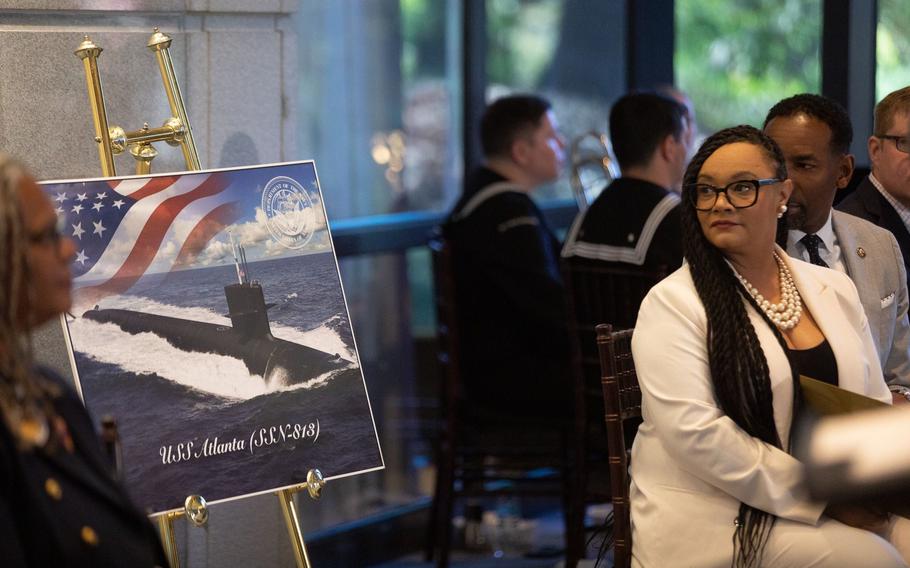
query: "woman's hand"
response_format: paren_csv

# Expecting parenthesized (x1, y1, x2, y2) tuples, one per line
(824, 503, 890, 534)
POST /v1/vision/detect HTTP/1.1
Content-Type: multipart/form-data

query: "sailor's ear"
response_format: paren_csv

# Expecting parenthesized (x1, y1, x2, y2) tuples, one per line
(510, 137, 532, 166)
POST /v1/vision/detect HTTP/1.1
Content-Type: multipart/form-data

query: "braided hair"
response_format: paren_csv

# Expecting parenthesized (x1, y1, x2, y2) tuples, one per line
(679, 126, 791, 568)
(0, 153, 56, 449)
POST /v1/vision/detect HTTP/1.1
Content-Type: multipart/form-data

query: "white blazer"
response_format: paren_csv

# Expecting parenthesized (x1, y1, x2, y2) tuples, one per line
(629, 249, 891, 568)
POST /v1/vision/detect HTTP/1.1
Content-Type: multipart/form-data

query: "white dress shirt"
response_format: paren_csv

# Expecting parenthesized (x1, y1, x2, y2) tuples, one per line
(787, 211, 847, 274)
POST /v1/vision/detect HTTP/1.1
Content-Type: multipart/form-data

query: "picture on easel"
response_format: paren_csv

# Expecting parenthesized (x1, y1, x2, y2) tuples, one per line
(41, 161, 383, 514)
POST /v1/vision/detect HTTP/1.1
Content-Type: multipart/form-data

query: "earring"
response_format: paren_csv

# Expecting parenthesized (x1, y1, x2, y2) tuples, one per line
(777, 204, 788, 219)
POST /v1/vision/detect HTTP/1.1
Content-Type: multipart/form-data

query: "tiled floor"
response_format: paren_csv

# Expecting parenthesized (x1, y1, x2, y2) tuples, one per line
(375, 552, 605, 568)
(375, 508, 611, 568)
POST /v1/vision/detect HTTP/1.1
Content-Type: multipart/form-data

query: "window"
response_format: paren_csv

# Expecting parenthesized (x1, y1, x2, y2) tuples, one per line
(876, 0, 910, 103)
(675, 0, 822, 136)
(486, 0, 626, 200)
(296, 0, 462, 219)
(292, 0, 464, 533)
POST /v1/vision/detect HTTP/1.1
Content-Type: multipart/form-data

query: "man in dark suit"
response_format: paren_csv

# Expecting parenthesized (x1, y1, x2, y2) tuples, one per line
(443, 94, 571, 418)
(562, 92, 689, 275)
(764, 93, 910, 391)
(837, 86, 910, 277)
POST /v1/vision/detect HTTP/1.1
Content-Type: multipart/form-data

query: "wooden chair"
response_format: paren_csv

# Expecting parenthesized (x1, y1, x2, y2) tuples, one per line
(425, 235, 576, 567)
(596, 323, 641, 568)
(560, 259, 665, 565)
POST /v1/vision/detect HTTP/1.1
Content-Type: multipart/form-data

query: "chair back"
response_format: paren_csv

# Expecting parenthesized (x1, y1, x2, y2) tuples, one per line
(429, 234, 463, 418)
(427, 231, 579, 566)
(562, 259, 664, 406)
(596, 323, 640, 568)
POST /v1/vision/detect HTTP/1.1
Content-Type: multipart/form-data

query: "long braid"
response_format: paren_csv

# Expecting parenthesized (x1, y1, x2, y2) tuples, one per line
(680, 126, 791, 567)
(0, 153, 54, 449)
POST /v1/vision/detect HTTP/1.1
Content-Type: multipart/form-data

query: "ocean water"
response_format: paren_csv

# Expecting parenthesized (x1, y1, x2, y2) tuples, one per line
(67, 252, 383, 513)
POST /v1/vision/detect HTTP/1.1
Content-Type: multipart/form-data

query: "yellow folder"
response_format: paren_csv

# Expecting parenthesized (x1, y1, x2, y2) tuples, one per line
(799, 375, 889, 416)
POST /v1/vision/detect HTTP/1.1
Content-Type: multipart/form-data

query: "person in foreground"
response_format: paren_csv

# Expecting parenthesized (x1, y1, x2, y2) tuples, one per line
(0, 154, 167, 566)
(629, 126, 909, 567)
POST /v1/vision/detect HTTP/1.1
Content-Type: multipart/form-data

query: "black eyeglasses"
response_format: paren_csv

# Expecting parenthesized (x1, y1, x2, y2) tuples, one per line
(686, 178, 782, 211)
(877, 135, 910, 154)
(27, 216, 66, 248)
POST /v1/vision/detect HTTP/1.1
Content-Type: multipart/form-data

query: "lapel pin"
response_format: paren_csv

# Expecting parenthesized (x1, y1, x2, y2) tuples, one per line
(856, 246, 866, 258)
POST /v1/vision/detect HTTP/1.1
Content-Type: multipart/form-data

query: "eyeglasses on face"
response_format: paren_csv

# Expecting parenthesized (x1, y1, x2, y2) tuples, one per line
(877, 135, 910, 154)
(27, 216, 66, 248)
(685, 178, 783, 211)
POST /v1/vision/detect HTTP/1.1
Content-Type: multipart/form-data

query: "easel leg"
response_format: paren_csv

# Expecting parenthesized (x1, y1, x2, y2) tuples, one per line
(157, 512, 182, 568)
(277, 488, 313, 568)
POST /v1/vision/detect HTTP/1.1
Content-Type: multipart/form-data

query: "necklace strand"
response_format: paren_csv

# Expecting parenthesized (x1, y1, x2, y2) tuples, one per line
(732, 252, 803, 330)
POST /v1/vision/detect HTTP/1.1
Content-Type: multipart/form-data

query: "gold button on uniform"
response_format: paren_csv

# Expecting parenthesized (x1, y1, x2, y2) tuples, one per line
(81, 525, 99, 547)
(44, 478, 62, 501)
(857, 246, 867, 258)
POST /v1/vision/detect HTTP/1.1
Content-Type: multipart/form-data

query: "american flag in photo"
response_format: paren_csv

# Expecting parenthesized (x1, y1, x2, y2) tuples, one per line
(47, 172, 240, 306)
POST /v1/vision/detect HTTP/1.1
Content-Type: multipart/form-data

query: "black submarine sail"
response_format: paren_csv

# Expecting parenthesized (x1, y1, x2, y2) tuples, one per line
(83, 234, 346, 387)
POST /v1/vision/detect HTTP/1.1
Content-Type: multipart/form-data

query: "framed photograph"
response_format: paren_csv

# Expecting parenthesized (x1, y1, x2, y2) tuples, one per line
(41, 161, 383, 514)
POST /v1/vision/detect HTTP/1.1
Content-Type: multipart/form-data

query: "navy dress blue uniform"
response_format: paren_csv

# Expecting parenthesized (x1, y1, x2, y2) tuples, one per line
(443, 167, 571, 418)
(0, 368, 166, 567)
(562, 177, 683, 273)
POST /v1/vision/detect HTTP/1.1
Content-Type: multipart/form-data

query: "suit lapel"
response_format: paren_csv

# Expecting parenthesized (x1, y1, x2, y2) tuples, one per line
(832, 213, 861, 279)
(857, 179, 910, 270)
(856, 178, 884, 224)
(876, 195, 910, 271)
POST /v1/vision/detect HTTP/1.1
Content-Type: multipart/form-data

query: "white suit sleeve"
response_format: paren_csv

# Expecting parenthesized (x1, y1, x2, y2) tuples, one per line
(631, 281, 825, 524)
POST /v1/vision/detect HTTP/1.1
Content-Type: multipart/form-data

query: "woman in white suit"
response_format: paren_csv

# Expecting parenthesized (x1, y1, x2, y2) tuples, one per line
(630, 125, 909, 567)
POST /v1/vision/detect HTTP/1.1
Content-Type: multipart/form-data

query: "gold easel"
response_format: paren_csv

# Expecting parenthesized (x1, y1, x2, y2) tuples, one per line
(75, 28, 200, 176)
(277, 469, 327, 567)
(155, 470, 326, 568)
(74, 29, 329, 568)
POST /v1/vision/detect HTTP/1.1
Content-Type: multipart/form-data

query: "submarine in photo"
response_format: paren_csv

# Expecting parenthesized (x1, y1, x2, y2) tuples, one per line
(82, 235, 347, 386)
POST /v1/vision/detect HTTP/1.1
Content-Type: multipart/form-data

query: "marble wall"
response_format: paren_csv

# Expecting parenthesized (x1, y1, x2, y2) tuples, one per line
(0, 2, 301, 565)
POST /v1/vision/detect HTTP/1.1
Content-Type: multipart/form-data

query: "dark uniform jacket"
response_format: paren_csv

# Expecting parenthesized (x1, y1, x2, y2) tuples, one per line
(837, 175, 910, 278)
(562, 176, 683, 273)
(443, 167, 571, 418)
(0, 368, 166, 567)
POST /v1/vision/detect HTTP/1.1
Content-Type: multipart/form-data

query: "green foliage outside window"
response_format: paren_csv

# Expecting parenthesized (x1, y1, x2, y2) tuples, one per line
(486, 0, 561, 89)
(676, 0, 821, 136)
(877, 0, 910, 103)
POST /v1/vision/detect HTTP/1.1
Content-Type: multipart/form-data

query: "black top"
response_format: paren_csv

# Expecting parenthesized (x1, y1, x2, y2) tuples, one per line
(443, 167, 571, 419)
(787, 339, 839, 386)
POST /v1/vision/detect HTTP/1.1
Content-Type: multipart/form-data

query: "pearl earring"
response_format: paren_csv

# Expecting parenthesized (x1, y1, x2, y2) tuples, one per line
(777, 204, 788, 219)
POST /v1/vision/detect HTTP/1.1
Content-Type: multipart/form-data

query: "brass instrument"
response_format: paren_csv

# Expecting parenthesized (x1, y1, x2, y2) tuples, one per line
(569, 131, 619, 211)
(75, 28, 200, 177)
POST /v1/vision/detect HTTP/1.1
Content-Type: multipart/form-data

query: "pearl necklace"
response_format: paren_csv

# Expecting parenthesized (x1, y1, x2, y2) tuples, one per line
(732, 252, 803, 330)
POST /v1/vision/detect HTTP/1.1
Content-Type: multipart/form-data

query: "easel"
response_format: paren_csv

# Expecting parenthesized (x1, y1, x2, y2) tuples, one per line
(155, 469, 326, 568)
(74, 28, 329, 568)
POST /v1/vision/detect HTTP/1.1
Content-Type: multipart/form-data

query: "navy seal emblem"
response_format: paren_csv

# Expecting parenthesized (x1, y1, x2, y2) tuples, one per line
(262, 176, 315, 249)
